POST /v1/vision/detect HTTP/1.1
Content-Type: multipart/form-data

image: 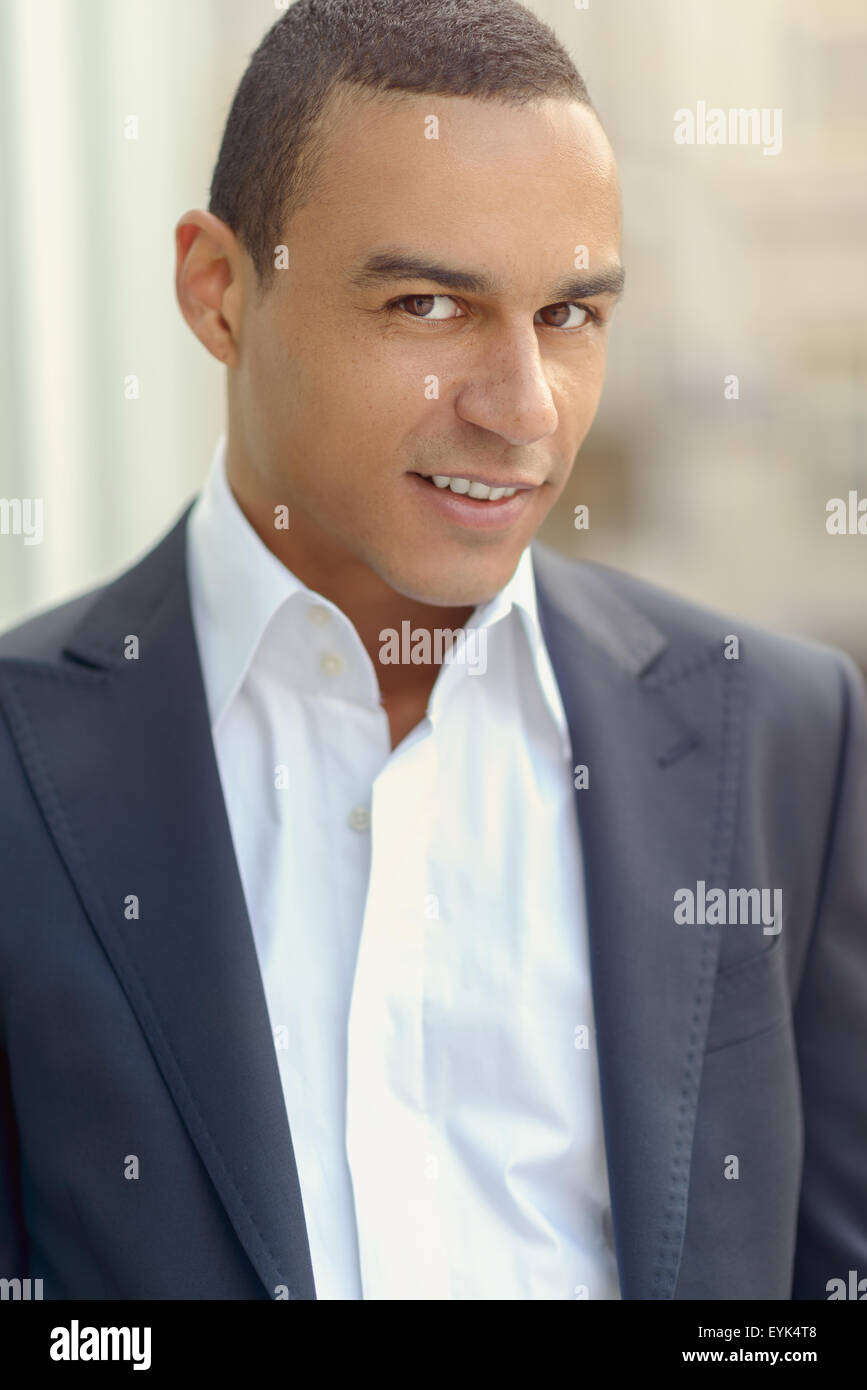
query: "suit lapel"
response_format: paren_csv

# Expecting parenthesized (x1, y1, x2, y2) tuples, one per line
(533, 546, 745, 1299)
(0, 505, 316, 1300)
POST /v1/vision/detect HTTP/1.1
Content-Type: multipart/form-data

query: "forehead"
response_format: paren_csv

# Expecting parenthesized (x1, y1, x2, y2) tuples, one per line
(290, 88, 621, 276)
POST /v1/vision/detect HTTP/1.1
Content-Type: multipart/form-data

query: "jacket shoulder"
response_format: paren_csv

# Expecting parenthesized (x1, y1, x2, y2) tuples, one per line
(0, 503, 194, 667)
(532, 544, 863, 711)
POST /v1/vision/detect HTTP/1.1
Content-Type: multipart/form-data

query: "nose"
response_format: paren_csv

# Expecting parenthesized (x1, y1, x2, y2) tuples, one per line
(454, 323, 560, 446)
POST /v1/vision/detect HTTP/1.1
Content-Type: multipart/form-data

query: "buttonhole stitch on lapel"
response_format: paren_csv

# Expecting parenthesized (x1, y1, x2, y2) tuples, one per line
(657, 734, 701, 768)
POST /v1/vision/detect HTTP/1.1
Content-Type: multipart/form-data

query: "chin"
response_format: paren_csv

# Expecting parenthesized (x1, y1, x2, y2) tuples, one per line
(384, 555, 518, 609)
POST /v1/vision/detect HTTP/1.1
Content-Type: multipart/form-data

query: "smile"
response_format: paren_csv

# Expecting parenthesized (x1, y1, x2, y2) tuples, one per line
(415, 472, 536, 501)
(408, 471, 537, 531)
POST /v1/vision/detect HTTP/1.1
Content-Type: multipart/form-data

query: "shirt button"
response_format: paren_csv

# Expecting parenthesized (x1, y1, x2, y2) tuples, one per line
(320, 651, 343, 677)
(348, 806, 371, 832)
(308, 605, 331, 626)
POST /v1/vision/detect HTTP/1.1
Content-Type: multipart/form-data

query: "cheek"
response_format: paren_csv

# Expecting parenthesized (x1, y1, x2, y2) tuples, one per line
(354, 344, 437, 413)
(319, 361, 431, 462)
(300, 323, 416, 422)
(572, 390, 603, 442)
(562, 349, 608, 427)
(243, 329, 313, 447)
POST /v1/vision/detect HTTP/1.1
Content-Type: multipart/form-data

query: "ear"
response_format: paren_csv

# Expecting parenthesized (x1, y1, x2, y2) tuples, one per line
(174, 209, 244, 367)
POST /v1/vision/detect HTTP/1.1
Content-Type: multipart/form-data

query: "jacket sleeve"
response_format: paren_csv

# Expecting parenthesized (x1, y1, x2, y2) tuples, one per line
(791, 650, 867, 1299)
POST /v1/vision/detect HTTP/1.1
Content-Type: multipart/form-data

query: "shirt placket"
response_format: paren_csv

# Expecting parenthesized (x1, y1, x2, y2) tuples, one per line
(345, 727, 452, 1299)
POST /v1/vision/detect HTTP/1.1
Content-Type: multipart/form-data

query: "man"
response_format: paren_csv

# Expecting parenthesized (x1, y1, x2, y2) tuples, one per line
(1, 0, 865, 1302)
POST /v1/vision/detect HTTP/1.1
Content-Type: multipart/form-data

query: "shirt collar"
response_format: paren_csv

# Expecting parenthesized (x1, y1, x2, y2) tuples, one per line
(187, 434, 311, 729)
(453, 545, 573, 761)
(187, 434, 572, 759)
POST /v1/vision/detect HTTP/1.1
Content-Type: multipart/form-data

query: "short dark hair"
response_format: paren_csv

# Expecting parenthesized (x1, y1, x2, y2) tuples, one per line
(208, 0, 595, 296)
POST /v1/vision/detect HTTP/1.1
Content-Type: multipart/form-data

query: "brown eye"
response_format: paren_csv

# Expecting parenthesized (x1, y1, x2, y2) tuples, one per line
(536, 302, 590, 329)
(394, 295, 462, 321)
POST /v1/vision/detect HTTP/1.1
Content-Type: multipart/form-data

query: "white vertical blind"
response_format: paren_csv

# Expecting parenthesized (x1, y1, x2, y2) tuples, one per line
(0, 0, 227, 631)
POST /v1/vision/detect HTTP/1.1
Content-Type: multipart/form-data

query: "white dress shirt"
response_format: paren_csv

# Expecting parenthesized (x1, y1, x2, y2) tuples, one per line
(186, 434, 620, 1300)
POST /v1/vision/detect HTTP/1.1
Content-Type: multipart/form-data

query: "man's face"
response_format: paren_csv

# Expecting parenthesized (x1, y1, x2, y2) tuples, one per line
(233, 88, 623, 606)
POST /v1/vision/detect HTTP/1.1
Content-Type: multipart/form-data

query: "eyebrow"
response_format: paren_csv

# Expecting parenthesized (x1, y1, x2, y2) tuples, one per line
(346, 248, 626, 303)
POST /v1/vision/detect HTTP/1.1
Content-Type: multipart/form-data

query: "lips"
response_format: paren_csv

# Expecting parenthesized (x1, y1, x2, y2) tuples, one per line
(407, 470, 536, 531)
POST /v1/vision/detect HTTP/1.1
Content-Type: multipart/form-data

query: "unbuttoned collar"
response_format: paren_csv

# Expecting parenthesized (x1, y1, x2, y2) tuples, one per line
(187, 434, 573, 760)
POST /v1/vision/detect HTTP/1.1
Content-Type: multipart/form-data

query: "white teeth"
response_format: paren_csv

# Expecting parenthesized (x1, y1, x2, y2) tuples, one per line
(425, 475, 520, 500)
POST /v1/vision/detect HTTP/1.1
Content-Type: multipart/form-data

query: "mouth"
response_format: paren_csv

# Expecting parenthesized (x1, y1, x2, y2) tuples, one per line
(408, 470, 540, 531)
(412, 471, 539, 501)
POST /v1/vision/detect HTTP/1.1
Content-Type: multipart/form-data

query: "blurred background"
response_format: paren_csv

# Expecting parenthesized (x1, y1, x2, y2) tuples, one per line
(0, 0, 865, 665)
